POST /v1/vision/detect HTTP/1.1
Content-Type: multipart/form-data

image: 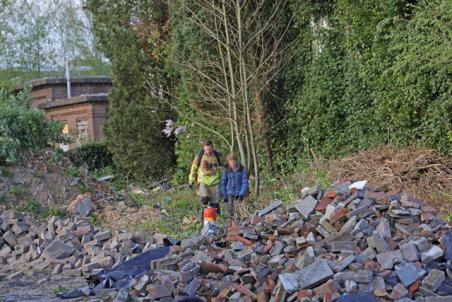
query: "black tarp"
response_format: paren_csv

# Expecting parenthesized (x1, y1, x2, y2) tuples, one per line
(95, 246, 171, 289)
(59, 246, 171, 299)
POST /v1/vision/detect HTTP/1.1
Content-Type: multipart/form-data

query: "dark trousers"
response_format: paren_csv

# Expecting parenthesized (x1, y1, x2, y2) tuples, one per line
(224, 195, 241, 218)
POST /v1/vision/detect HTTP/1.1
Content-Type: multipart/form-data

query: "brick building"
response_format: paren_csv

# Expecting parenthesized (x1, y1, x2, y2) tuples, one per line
(17, 76, 112, 150)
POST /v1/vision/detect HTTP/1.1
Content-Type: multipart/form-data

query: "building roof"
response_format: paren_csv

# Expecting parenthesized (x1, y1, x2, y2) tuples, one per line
(16, 76, 112, 90)
(38, 94, 109, 110)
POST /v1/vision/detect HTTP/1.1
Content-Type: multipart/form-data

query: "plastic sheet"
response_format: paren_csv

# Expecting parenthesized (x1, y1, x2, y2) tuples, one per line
(59, 246, 171, 299)
(96, 246, 171, 289)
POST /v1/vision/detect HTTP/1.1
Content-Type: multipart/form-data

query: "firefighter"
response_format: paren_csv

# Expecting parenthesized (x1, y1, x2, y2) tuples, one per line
(189, 140, 223, 214)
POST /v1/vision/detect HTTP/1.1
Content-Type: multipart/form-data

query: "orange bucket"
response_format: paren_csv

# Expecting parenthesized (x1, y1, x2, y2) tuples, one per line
(203, 207, 217, 221)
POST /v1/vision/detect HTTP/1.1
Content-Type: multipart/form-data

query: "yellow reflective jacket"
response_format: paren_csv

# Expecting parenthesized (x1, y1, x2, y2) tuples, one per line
(189, 150, 223, 186)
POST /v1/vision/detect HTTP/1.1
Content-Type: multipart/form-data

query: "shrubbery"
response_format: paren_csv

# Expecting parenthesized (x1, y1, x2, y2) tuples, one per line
(85, 0, 450, 182)
(0, 89, 67, 163)
(67, 141, 113, 171)
(86, 0, 175, 180)
(277, 0, 451, 172)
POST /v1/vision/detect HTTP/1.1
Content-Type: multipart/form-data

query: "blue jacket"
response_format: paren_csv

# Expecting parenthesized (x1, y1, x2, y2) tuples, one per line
(221, 164, 249, 198)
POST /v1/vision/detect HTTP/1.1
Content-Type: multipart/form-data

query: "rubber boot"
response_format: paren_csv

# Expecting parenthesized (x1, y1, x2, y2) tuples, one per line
(211, 202, 220, 215)
(227, 195, 235, 219)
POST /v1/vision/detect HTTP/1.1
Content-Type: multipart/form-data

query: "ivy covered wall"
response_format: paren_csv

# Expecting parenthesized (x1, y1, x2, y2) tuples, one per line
(275, 0, 451, 171)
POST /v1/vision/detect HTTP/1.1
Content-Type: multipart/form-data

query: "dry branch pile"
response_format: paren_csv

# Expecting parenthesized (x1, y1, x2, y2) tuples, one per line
(327, 146, 452, 216)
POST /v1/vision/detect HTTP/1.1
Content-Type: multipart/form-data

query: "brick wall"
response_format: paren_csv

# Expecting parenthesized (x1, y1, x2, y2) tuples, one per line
(46, 101, 109, 149)
(92, 102, 109, 139)
(24, 77, 112, 149)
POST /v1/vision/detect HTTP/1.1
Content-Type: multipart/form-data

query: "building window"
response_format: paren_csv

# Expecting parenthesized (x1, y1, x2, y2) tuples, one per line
(60, 122, 70, 152)
(62, 123, 70, 135)
(76, 119, 88, 146)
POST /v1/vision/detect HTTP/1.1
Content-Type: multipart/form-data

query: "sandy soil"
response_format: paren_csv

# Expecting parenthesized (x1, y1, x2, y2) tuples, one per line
(0, 273, 88, 302)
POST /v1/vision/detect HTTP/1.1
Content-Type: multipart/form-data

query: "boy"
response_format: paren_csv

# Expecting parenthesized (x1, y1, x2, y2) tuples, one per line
(221, 153, 249, 217)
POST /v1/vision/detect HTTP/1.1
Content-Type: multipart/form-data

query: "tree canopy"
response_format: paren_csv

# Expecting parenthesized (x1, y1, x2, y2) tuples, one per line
(84, 0, 451, 184)
(9, 0, 447, 185)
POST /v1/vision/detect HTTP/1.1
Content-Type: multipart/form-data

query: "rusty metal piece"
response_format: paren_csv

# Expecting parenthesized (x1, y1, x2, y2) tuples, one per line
(199, 262, 229, 274)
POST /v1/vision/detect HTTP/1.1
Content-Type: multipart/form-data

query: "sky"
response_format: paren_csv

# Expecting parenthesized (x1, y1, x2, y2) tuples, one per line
(0, 0, 97, 71)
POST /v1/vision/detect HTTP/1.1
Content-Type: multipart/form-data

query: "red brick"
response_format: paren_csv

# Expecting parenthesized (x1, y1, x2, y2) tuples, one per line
(225, 235, 254, 246)
(329, 208, 349, 223)
(316, 197, 332, 212)
(421, 212, 435, 222)
(297, 289, 313, 298)
(325, 191, 337, 199)
(323, 291, 333, 302)
(364, 260, 380, 271)
(313, 280, 334, 296)
(409, 279, 421, 292)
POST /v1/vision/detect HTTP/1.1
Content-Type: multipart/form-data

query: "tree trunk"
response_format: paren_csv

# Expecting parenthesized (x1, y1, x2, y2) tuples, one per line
(235, 0, 259, 194)
(222, 0, 246, 167)
(255, 90, 273, 171)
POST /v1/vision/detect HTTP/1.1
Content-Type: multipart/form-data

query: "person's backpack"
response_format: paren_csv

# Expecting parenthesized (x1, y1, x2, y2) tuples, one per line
(195, 149, 222, 168)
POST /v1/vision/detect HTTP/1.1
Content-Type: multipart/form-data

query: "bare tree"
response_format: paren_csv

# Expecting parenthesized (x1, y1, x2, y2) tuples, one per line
(148, 0, 293, 194)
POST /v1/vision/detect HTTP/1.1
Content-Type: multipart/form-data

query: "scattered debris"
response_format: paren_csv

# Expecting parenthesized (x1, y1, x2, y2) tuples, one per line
(68, 194, 94, 217)
(327, 145, 452, 216)
(0, 210, 154, 282)
(96, 175, 114, 182)
(1, 178, 451, 301)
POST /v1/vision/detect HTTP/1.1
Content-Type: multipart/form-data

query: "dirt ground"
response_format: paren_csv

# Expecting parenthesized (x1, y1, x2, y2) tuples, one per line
(0, 273, 88, 302)
(96, 200, 159, 231)
(0, 151, 78, 210)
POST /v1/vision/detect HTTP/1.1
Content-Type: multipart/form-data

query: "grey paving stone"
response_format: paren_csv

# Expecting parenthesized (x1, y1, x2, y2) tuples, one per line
(412, 237, 431, 252)
(400, 242, 419, 262)
(420, 245, 443, 263)
(297, 259, 334, 289)
(376, 250, 403, 269)
(2, 230, 17, 246)
(271, 240, 284, 256)
(422, 269, 445, 292)
(257, 200, 282, 217)
(331, 241, 357, 252)
(94, 230, 112, 242)
(279, 273, 299, 293)
(334, 270, 374, 283)
(294, 196, 318, 219)
(333, 255, 356, 272)
(395, 262, 419, 286)
(368, 232, 391, 253)
(376, 218, 391, 238)
(43, 239, 75, 259)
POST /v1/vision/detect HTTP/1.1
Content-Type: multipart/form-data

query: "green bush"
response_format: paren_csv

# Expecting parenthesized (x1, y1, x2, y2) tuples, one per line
(86, 0, 176, 180)
(278, 0, 451, 172)
(64, 167, 81, 178)
(0, 88, 67, 163)
(67, 141, 113, 171)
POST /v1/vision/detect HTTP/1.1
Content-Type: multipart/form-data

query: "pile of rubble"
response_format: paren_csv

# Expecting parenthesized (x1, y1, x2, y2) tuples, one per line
(0, 209, 153, 280)
(149, 180, 451, 302)
(1, 179, 451, 302)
